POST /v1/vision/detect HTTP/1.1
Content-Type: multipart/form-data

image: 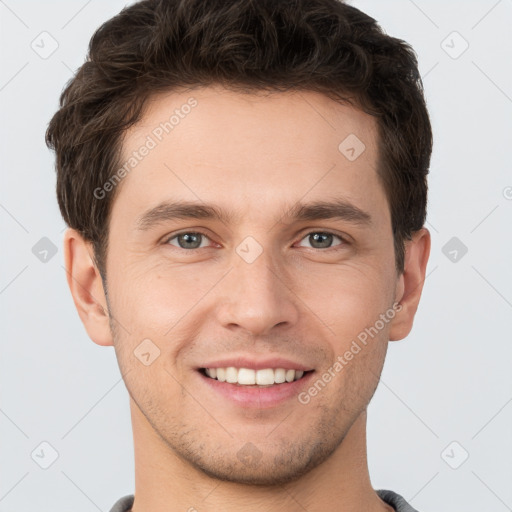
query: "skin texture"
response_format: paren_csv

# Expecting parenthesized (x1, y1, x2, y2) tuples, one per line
(64, 86, 430, 512)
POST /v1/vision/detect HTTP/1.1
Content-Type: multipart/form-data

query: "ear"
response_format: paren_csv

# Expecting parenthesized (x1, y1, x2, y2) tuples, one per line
(62, 228, 114, 346)
(389, 227, 431, 341)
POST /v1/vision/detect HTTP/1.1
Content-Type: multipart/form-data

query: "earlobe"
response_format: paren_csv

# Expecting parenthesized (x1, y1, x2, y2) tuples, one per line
(63, 228, 114, 347)
(389, 227, 431, 341)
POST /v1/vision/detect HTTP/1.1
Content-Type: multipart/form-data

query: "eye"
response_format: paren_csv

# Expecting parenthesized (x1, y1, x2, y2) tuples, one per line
(165, 232, 212, 249)
(163, 230, 346, 251)
(296, 231, 345, 249)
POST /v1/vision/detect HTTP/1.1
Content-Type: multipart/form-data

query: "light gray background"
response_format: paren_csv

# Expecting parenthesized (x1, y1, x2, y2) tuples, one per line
(1, 0, 511, 510)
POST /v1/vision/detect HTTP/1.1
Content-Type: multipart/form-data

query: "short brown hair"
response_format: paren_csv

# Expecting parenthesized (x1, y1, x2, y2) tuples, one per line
(46, 0, 432, 279)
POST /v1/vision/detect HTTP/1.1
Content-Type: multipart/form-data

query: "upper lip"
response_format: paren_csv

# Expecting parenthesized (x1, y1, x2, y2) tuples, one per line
(197, 356, 314, 372)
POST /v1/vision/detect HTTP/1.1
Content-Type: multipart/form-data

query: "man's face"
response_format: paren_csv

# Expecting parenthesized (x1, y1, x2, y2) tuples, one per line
(104, 86, 402, 484)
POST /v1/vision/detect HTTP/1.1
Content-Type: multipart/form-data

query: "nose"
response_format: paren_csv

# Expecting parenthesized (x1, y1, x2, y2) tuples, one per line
(215, 249, 300, 337)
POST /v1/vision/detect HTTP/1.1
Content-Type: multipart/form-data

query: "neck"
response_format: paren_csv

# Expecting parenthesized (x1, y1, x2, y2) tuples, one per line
(129, 399, 392, 512)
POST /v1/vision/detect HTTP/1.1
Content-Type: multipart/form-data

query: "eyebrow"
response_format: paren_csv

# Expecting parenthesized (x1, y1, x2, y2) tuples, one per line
(135, 199, 372, 231)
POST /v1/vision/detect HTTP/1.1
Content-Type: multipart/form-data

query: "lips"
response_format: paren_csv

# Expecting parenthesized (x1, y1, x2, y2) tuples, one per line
(196, 356, 314, 372)
(198, 365, 316, 408)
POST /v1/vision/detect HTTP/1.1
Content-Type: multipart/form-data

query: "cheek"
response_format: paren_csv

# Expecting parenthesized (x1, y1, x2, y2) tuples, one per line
(296, 261, 394, 341)
(108, 260, 228, 342)
(108, 263, 200, 324)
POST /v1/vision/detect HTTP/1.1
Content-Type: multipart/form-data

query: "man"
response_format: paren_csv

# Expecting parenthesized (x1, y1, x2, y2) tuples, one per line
(46, 0, 432, 510)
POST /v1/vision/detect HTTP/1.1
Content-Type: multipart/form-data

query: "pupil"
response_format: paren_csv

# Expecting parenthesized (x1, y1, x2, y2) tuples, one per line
(310, 233, 332, 248)
(179, 233, 201, 249)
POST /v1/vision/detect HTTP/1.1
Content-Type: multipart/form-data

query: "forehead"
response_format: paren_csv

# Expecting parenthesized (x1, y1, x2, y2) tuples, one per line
(113, 85, 387, 226)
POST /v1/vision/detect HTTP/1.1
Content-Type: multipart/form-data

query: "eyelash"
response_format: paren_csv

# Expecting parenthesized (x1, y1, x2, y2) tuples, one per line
(163, 230, 347, 251)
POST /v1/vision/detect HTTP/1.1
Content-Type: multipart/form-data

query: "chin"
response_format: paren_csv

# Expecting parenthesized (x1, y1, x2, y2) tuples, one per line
(180, 440, 337, 487)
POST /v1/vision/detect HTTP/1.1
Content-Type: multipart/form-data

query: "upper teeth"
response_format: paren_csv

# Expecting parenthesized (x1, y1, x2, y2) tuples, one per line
(205, 367, 305, 386)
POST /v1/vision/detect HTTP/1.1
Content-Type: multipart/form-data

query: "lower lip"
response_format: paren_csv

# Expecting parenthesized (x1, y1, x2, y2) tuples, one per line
(198, 370, 315, 409)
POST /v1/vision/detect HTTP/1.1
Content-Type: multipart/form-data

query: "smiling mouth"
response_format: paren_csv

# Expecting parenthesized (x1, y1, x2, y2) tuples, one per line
(199, 367, 314, 387)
